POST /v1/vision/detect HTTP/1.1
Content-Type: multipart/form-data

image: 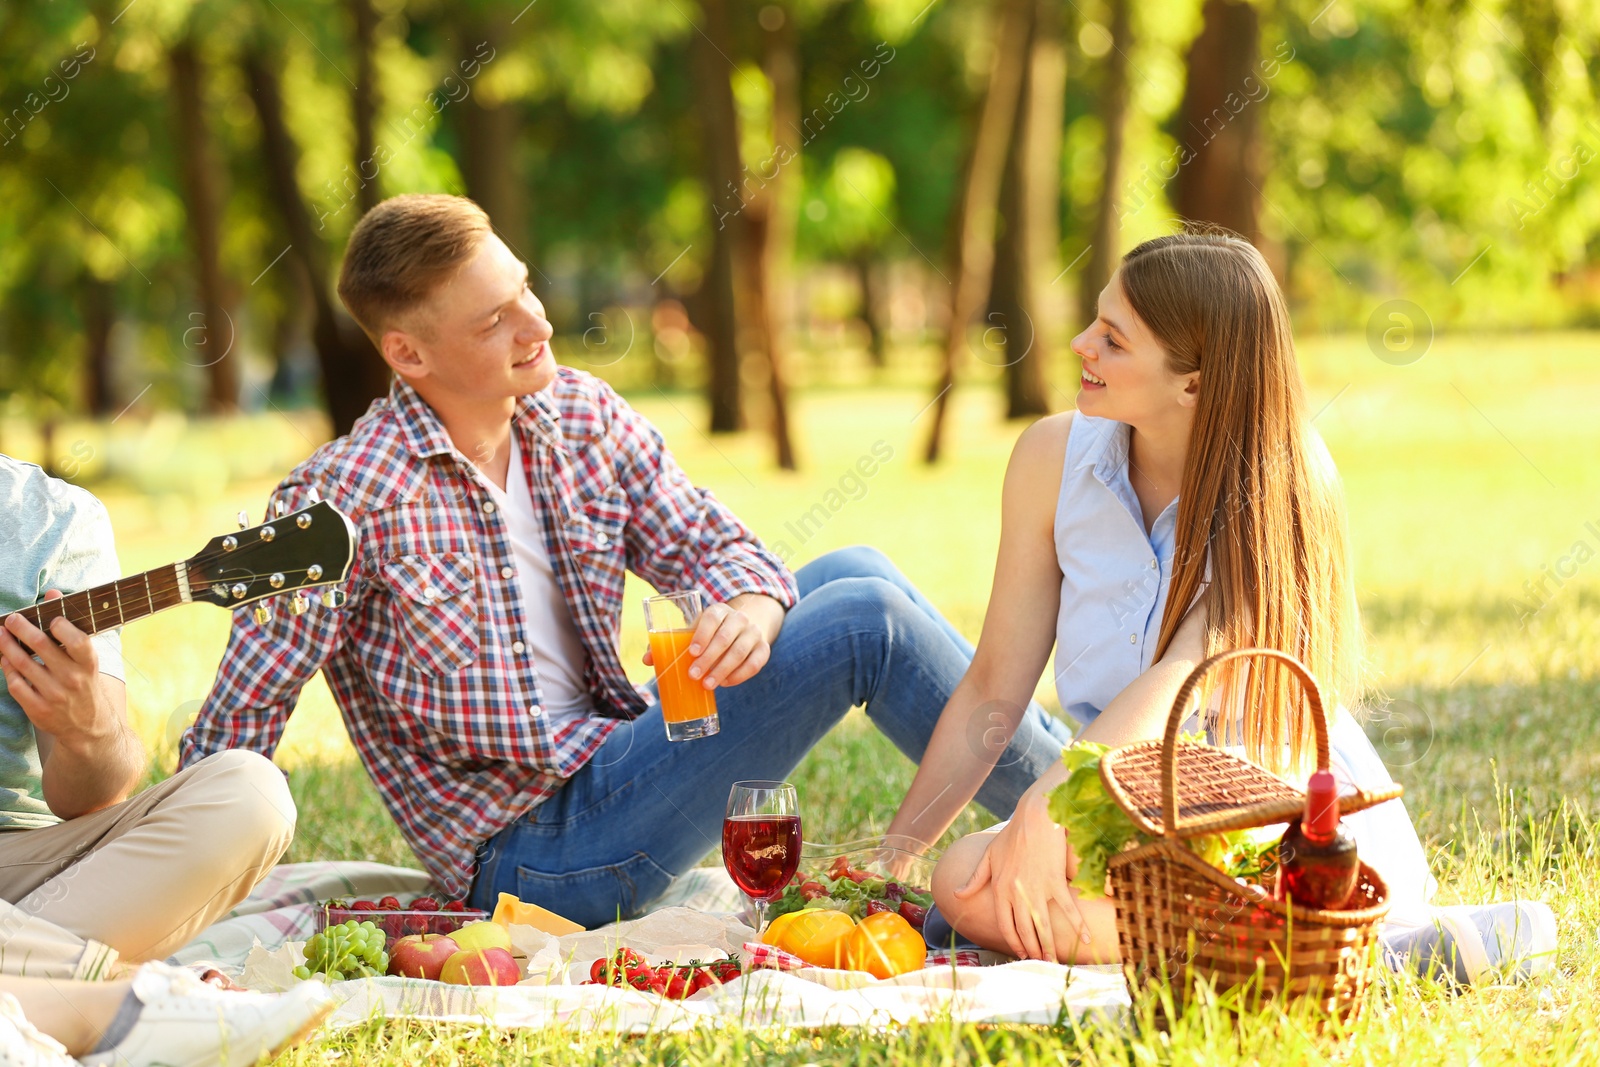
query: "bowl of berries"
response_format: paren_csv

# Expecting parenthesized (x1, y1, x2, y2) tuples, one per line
(316, 894, 490, 939)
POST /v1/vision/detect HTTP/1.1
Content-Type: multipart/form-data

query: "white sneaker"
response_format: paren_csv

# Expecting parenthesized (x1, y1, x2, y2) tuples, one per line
(1382, 900, 1558, 985)
(0, 992, 76, 1067)
(80, 965, 334, 1067)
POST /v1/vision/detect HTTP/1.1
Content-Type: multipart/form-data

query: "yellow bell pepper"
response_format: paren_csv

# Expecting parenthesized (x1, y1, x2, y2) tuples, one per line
(761, 909, 858, 969)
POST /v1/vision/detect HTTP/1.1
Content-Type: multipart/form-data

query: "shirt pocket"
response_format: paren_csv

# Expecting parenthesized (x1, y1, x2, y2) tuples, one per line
(565, 483, 630, 556)
(381, 553, 480, 675)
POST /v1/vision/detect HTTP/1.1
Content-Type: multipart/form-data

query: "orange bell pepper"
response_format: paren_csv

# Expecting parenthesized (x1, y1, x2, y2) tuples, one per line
(841, 911, 925, 978)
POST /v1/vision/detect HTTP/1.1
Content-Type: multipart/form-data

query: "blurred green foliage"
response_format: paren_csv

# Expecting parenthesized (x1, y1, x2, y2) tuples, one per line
(1, 0, 1598, 415)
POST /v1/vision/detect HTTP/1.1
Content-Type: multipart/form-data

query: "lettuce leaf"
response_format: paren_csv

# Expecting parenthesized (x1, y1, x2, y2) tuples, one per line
(1045, 742, 1280, 898)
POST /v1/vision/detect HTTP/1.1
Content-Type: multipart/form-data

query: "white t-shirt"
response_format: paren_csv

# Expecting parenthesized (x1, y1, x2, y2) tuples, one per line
(484, 433, 595, 736)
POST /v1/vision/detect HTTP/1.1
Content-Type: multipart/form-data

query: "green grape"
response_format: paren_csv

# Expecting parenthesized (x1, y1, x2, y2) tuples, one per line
(292, 965, 311, 981)
(304, 917, 389, 981)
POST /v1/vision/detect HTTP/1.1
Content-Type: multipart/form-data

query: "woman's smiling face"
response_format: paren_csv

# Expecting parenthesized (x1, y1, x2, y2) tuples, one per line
(1070, 270, 1197, 427)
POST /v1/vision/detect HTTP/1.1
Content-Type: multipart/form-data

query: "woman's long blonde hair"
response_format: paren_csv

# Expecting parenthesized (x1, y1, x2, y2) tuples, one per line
(1119, 232, 1363, 774)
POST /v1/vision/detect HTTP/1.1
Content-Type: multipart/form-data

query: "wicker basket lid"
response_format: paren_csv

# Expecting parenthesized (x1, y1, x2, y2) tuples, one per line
(1099, 648, 1404, 840)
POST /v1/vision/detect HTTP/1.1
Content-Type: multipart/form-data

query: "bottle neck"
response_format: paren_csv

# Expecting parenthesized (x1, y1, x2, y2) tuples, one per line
(1303, 769, 1342, 838)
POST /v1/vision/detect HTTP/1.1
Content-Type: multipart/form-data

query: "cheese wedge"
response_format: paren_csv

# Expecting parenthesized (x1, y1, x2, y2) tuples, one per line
(490, 892, 584, 935)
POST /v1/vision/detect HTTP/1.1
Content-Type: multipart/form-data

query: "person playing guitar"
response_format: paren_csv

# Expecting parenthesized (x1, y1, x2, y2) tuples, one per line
(0, 453, 298, 971)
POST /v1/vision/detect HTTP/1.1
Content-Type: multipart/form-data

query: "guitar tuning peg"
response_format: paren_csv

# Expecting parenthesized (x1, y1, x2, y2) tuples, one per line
(288, 593, 309, 616)
(307, 487, 322, 503)
(274, 499, 288, 517)
(253, 605, 273, 625)
(237, 510, 250, 530)
(321, 588, 347, 609)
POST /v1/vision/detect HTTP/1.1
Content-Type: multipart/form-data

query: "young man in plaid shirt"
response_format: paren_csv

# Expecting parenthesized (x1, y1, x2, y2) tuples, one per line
(181, 195, 1069, 927)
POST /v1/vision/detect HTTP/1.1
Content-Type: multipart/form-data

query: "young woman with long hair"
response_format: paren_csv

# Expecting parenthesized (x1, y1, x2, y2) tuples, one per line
(879, 232, 1442, 965)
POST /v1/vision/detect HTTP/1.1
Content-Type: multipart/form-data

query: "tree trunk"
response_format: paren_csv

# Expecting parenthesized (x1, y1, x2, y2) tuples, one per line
(455, 19, 531, 261)
(1000, 0, 1064, 420)
(244, 48, 389, 435)
(854, 254, 887, 368)
(348, 0, 382, 216)
(1080, 0, 1130, 326)
(690, 0, 747, 433)
(170, 36, 240, 413)
(81, 275, 115, 417)
(742, 2, 800, 470)
(923, 0, 1035, 463)
(1170, 0, 1262, 241)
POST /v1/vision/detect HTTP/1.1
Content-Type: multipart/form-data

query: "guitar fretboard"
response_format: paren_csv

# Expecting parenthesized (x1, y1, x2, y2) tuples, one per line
(3, 564, 190, 638)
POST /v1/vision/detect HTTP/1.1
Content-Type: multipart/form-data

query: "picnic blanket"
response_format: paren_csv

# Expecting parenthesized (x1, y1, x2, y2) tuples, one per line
(172, 861, 1131, 1030)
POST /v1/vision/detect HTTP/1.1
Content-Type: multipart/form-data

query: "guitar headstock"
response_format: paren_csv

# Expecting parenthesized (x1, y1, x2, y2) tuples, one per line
(185, 500, 357, 617)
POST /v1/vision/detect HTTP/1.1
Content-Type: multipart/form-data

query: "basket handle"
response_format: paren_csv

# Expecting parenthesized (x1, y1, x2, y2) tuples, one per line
(1160, 646, 1330, 840)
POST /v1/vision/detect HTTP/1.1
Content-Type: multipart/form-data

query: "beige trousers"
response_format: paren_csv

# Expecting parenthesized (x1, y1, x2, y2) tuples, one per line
(0, 750, 295, 966)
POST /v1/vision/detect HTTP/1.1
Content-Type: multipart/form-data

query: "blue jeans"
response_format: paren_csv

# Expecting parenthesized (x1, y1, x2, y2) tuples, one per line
(468, 546, 1076, 928)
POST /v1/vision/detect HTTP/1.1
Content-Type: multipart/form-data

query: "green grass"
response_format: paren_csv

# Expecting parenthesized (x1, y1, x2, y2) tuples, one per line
(30, 331, 1600, 1063)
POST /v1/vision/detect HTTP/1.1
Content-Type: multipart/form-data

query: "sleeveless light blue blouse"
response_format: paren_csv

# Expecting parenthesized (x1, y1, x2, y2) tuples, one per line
(1052, 414, 1178, 725)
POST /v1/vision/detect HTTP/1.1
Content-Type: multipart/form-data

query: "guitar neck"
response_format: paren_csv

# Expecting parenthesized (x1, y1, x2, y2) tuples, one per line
(4, 564, 192, 638)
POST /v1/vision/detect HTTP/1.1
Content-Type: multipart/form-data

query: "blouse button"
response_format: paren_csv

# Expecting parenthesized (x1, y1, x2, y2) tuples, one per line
(1149, 559, 1157, 569)
(596, 532, 610, 546)
(483, 501, 497, 514)
(512, 640, 526, 654)
(501, 566, 515, 579)
(1129, 633, 1137, 644)
(424, 587, 438, 600)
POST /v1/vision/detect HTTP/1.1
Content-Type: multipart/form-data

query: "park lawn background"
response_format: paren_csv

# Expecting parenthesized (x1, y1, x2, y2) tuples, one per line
(53, 332, 1600, 1063)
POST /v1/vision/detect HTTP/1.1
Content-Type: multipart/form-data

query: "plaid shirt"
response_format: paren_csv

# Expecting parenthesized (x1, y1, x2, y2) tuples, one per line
(180, 370, 797, 898)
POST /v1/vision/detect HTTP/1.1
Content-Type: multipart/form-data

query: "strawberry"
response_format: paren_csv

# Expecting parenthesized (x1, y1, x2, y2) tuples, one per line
(443, 900, 467, 913)
(898, 900, 928, 928)
(410, 897, 440, 912)
(350, 900, 379, 911)
(377, 896, 402, 910)
(403, 915, 429, 936)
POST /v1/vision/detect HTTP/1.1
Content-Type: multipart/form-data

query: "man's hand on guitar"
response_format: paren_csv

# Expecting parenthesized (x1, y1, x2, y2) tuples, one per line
(0, 590, 117, 746)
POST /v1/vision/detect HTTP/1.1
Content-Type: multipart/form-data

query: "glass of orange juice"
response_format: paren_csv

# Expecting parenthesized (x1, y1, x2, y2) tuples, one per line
(643, 591, 720, 741)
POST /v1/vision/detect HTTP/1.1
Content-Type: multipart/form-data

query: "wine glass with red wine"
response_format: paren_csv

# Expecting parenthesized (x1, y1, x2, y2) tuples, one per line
(722, 780, 802, 934)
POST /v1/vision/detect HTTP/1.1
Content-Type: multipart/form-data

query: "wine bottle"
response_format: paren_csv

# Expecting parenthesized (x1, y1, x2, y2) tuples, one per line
(1275, 768, 1360, 909)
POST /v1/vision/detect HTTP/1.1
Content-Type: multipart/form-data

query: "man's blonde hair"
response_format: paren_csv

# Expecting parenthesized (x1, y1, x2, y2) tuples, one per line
(337, 194, 492, 341)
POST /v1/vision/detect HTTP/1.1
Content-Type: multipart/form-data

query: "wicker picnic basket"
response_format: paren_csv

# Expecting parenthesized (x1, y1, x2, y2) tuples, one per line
(1099, 647, 1403, 1021)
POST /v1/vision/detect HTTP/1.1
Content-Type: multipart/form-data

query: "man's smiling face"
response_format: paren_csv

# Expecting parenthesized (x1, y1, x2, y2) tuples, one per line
(384, 233, 558, 402)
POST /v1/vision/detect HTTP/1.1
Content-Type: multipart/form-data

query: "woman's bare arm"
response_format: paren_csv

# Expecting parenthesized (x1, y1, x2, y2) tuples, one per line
(880, 413, 1072, 852)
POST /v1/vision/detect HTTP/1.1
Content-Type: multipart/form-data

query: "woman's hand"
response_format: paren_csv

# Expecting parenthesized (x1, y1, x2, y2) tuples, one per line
(871, 832, 934, 882)
(952, 791, 1089, 961)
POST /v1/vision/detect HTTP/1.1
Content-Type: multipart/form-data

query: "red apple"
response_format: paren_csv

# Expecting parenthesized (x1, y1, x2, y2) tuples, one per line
(387, 933, 461, 980)
(440, 946, 521, 986)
